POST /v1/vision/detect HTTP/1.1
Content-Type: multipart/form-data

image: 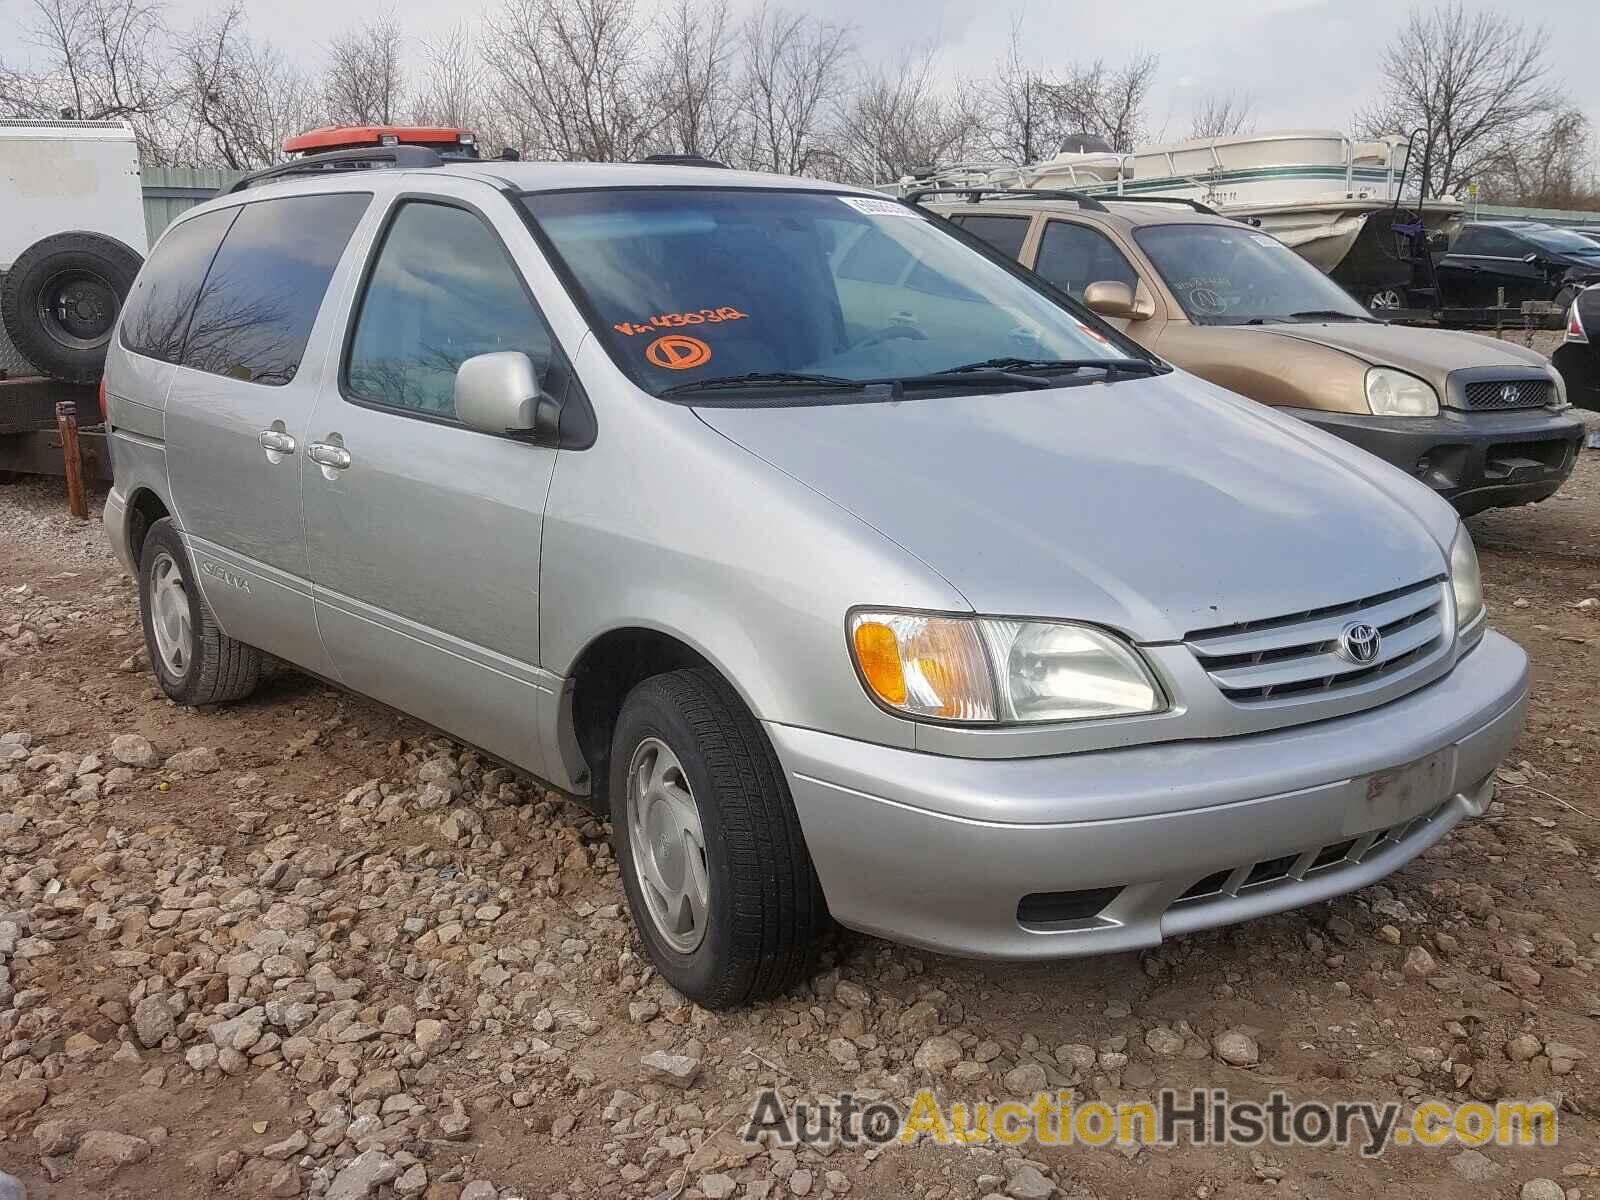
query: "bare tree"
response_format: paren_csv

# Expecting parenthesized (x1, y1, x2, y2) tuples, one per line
(414, 23, 484, 130)
(970, 22, 1157, 164)
(177, 4, 314, 169)
(737, 3, 854, 175)
(323, 13, 406, 126)
(830, 48, 977, 184)
(0, 0, 176, 156)
(1189, 90, 1255, 140)
(486, 0, 666, 161)
(1356, 2, 1557, 199)
(655, 0, 742, 160)
(1478, 107, 1599, 208)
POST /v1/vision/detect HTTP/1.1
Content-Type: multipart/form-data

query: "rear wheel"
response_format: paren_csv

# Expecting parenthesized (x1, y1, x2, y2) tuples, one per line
(137, 518, 261, 705)
(611, 668, 827, 1008)
(0, 232, 142, 383)
(1364, 287, 1407, 311)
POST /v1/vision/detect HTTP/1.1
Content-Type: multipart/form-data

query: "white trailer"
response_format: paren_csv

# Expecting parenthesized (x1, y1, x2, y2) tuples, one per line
(1, 119, 146, 383)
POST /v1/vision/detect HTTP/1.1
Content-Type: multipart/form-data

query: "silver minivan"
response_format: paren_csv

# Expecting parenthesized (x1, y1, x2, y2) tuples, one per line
(103, 152, 1529, 1007)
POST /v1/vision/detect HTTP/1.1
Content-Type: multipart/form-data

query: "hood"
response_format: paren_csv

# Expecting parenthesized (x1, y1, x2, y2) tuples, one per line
(694, 374, 1451, 643)
(1254, 320, 1548, 385)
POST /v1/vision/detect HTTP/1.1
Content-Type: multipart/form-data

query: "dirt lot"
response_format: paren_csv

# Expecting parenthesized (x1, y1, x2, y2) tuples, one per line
(1, 430, 1598, 1199)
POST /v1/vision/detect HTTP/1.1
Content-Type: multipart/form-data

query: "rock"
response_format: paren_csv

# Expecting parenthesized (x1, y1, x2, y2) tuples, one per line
(1212, 1030, 1259, 1067)
(641, 1050, 701, 1088)
(1500, 959, 1542, 991)
(381, 1005, 415, 1036)
(328, 1150, 402, 1200)
(1005, 1164, 1056, 1199)
(459, 1184, 497, 1200)
(110, 734, 159, 767)
(166, 746, 220, 773)
(1505, 1033, 1543, 1062)
(0, 1080, 48, 1117)
(76, 1130, 152, 1168)
(1002, 1063, 1048, 1093)
(262, 1130, 308, 1159)
(791, 1170, 814, 1196)
(132, 994, 176, 1048)
(701, 1174, 737, 1199)
(394, 1164, 428, 1196)
(414, 1018, 448, 1055)
(1144, 1025, 1185, 1056)
(0, 1172, 23, 1200)
(1521, 1180, 1564, 1200)
(1449, 1149, 1502, 1183)
(913, 1035, 963, 1073)
(1402, 946, 1438, 978)
(834, 981, 869, 1008)
(266, 1165, 301, 1197)
(33, 1117, 82, 1155)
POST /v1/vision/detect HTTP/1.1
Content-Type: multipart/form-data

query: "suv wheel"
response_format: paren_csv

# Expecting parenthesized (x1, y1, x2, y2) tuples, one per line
(137, 518, 262, 705)
(611, 668, 827, 1008)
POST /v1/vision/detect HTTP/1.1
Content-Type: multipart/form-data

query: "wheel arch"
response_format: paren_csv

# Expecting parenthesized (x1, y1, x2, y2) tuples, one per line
(124, 486, 172, 569)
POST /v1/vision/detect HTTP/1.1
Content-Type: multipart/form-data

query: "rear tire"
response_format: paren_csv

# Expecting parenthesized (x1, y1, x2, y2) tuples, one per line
(137, 518, 261, 705)
(1, 232, 143, 384)
(611, 668, 827, 1008)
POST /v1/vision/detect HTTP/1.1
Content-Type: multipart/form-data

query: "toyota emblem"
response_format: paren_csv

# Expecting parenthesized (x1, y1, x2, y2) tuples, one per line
(1338, 622, 1382, 664)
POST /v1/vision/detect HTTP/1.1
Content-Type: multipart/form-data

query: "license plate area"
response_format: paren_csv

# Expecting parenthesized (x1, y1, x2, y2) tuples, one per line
(1343, 747, 1454, 836)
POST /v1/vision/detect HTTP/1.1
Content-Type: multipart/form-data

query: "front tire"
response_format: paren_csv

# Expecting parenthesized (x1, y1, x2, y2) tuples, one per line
(137, 518, 261, 705)
(611, 668, 826, 1008)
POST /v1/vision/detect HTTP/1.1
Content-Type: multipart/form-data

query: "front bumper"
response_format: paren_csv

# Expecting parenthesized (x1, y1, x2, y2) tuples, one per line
(770, 630, 1527, 959)
(1284, 406, 1584, 516)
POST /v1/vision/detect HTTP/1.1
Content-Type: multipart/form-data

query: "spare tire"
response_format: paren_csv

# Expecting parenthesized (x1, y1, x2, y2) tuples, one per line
(2, 231, 143, 384)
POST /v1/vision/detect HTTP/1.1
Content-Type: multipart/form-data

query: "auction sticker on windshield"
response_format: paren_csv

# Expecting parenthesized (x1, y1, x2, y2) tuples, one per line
(838, 196, 920, 217)
(646, 334, 713, 370)
(613, 307, 748, 337)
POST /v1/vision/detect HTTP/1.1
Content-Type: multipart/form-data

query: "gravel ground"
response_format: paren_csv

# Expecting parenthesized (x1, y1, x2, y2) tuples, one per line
(0, 421, 1598, 1199)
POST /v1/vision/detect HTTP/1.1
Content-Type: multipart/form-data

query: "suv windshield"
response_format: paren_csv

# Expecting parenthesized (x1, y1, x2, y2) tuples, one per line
(522, 188, 1145, 396)
(1134, 223, 1373, 326)
(1525, 227, 1600, 256)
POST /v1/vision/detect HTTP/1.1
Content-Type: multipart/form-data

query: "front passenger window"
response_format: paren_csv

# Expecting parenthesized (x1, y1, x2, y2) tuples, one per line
(1034, 221, 1140, 301)
(346, 201, 559, 418)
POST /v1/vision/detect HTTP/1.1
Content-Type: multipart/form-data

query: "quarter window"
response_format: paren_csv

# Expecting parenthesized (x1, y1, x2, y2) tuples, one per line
(952, 214, 1031, 261)
(1034, 221, 1140, 300)
(118, 207, 237, 363)
(345, 201, 560, 418)
(181, 192, 369, 386)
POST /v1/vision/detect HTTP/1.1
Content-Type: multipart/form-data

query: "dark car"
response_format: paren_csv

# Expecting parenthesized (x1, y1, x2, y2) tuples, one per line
(1554, 285, 1599, 411)
(1435, 221, 1600, 307)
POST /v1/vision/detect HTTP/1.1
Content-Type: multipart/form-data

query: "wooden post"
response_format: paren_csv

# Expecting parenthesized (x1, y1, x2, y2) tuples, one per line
(55, 400, 88, 520)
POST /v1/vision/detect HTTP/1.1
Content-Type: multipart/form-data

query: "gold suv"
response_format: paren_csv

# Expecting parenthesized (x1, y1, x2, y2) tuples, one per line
(926, 192, 1583, 515)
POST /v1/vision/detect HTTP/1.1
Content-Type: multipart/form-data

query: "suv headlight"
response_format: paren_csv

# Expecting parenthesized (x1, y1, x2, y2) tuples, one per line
(1450, 525, 1484, 634)
(1366, 367, 1439, 417)
(849, 610, 1164, 723)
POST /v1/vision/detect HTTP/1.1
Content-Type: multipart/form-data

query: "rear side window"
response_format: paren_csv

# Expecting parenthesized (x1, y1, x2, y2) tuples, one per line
(344, 201, 561, 418)
(1453, 226, 1523, 257)
(951, 214, 1031, 261)
(119, 208, 237, 363)
(181, 193, 370, 386)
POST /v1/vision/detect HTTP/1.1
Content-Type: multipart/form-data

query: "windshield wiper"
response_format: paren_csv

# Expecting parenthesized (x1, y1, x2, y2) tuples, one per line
(659, 371, 865, 396)
(933, 356, 1164, 380)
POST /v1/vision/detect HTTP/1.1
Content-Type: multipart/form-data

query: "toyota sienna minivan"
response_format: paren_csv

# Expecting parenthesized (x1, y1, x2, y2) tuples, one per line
(102, 145, 1529, 1008)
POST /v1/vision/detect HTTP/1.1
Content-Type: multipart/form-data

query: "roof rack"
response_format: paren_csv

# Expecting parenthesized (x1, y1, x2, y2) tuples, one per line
(1096, 195, 1220, 216)
(905, 187, 1108, 212)
(637, 153, 731, 169)
(224, 145, 444, 195)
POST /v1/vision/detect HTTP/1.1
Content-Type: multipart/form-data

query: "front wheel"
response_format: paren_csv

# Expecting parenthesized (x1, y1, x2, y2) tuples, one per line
(611, 668, 827, 1008)
(137, 518, 262, 706)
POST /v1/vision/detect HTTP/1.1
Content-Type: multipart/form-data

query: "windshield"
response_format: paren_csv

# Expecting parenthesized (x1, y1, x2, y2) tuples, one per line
(1526, 227, 1600, 256)
(1133, 223, 1372, 325)
(522, 188, 1144, 396)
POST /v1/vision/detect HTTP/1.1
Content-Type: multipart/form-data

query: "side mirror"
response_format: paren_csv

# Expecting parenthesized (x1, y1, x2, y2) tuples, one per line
(1083, 280, 1147, 320)
(454, 351, 561, 443)
(1524, 252, 1543, 265)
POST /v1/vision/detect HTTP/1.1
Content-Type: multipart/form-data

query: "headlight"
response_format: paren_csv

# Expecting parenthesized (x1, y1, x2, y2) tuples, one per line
(1550, 368, 1569, 409)
(1366, 367, 1439, 417)
(1450, 525, 1484, 632)
(849, 610, 1164, 724)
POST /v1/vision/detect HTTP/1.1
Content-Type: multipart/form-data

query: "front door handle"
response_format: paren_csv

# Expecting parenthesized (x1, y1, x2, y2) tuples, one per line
(257, 429, 297, 454)
(307, 442, 352, 470)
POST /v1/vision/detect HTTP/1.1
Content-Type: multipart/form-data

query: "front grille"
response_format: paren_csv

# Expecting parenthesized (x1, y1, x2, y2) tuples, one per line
(1459, 378, 1553, 410)
(1186, 579, 1446, 704)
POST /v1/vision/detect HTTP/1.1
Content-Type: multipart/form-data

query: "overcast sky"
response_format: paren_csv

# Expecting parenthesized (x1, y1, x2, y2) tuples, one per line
(6, 0, 1597, 139)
